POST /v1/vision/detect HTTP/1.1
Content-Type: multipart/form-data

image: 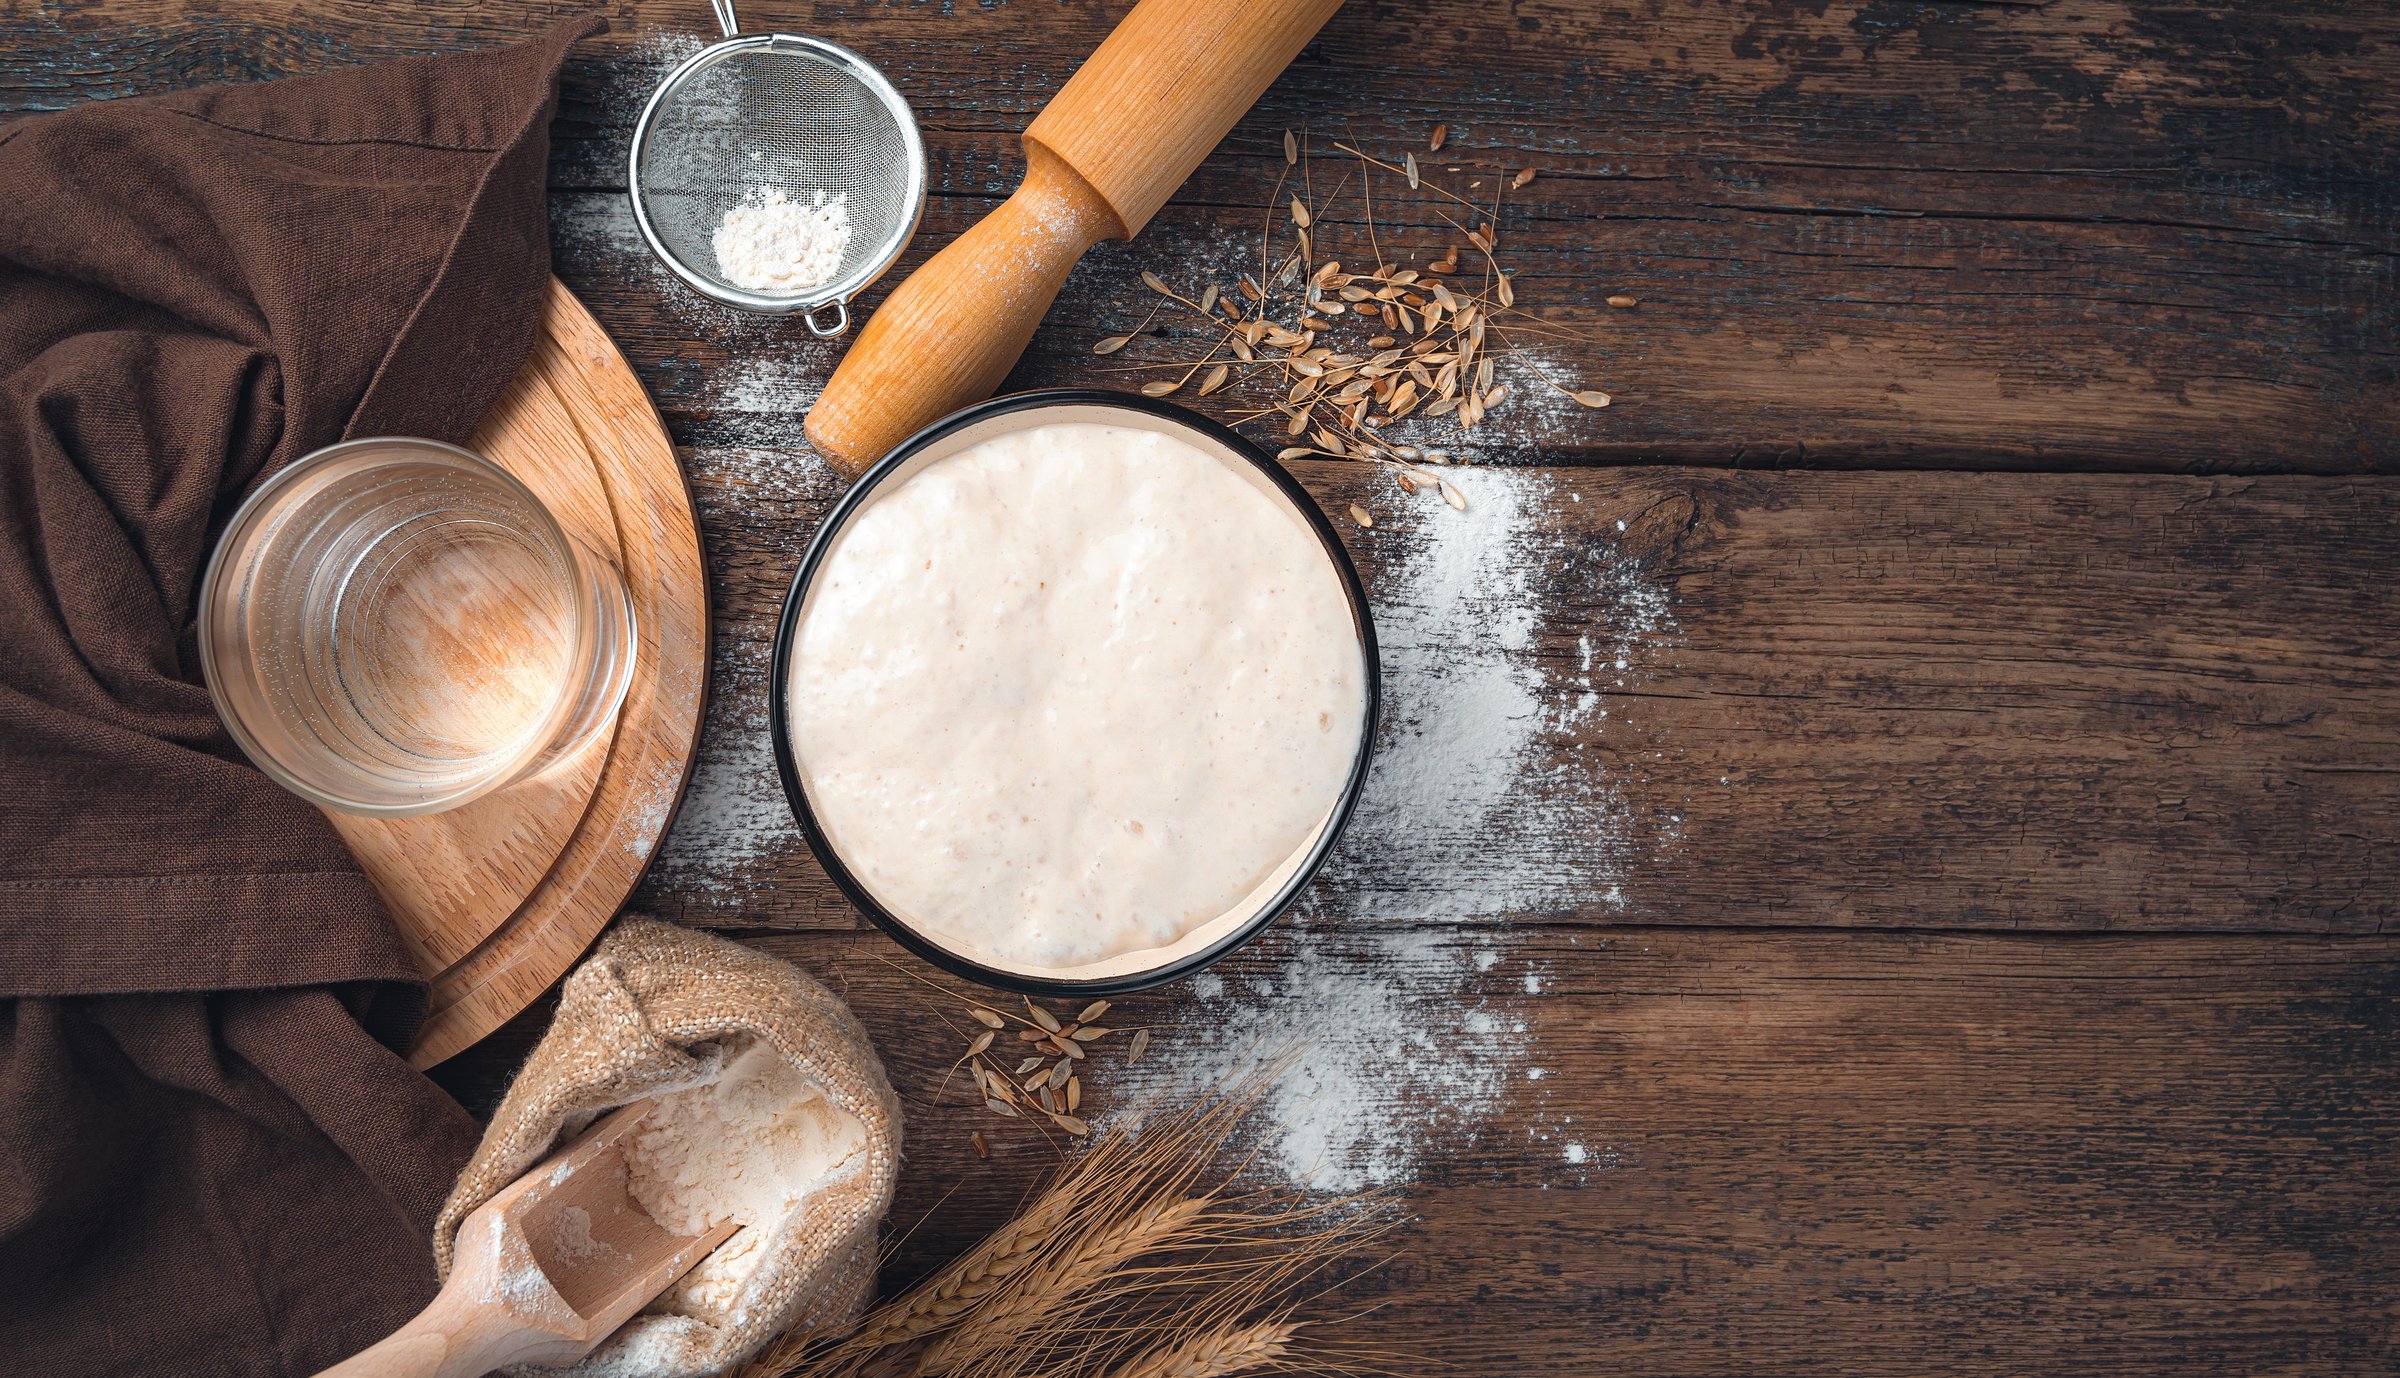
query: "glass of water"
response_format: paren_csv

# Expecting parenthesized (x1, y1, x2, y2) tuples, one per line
(200, 437, 636, 816)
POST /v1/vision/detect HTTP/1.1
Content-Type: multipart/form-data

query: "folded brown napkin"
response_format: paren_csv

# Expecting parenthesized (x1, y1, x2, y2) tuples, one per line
(0, 14, 602, 1374)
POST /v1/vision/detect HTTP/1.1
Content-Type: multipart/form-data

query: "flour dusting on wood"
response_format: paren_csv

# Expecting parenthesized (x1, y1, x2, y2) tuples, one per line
(1325, 466, 1677, 920)
(1113, 929, 1524, 1193)
(550, 193, 837, 449)
(1114, 472, 1673, 1190)
(642, 448, 844, 907)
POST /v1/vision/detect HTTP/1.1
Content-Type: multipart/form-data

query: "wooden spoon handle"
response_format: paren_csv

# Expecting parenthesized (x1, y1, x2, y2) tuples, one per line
(804, 145, 1118, 471)
(311, 1284, 530, 1378)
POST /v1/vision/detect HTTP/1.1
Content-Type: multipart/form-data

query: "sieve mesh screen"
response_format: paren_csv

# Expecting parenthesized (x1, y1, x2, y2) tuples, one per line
(634, 42, 918, 303)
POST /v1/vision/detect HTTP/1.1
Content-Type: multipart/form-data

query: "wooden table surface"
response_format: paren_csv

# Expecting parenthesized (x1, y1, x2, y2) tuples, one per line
(12, 1, 2397, 1372)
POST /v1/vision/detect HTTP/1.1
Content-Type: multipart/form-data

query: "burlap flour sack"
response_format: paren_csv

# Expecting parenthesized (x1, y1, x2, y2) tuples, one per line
(434, 918, 900, 1377)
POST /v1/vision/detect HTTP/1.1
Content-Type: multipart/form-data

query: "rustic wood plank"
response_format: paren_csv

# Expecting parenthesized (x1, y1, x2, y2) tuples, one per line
(631, 454, 2400, 936)
(430, 925, 2400, 1375)
(6, 1, 2394, 471)
(17, 6, 2399, 1370)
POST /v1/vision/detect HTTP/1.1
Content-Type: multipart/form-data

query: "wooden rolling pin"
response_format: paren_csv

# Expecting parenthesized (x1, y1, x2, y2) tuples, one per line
(804, 0, 1346, 473)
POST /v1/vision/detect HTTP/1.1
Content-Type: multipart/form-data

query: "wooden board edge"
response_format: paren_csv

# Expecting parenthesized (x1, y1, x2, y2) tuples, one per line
(408, 280, 711, 1067)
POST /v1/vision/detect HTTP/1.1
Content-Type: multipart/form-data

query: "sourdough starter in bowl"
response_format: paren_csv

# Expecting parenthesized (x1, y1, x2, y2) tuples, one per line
(784, 411, 1369, 981)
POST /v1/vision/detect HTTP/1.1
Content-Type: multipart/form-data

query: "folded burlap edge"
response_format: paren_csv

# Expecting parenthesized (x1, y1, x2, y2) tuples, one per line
(433, 917, 901, 1377)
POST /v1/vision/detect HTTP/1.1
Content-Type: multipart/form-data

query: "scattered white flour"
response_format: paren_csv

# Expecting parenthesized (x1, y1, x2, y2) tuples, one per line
(624, 1039, 866, 1326)
(1108, 468, 1675, 1192)
(549, 195, 845, 447)
(1320, 467, 1677, 920)
(633, 26, 706, 78)
(713, 188, 852, 294)
(717, 355, 828, 427)
(642, 448, 846, 913)
(472, 1220, 560, 1310)
(1116, 929, 1525, 1193)
(550, 1204, 612, 1264)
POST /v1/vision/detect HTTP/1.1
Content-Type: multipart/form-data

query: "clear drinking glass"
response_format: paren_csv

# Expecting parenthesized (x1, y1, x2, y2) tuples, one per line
(200, 437, 636, 817)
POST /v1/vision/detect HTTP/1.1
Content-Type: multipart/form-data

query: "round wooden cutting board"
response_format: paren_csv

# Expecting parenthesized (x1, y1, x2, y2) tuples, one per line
(327, 280, 708, 1069)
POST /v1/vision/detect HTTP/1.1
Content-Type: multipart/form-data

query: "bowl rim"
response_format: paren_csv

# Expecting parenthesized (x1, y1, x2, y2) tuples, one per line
(768, 388, 1381, 997)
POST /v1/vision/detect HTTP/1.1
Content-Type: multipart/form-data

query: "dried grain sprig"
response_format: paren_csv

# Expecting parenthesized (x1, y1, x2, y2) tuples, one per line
(931, 1074, 1394, 1375)
(1327, 141, 1488, 218)
(1099, 131, 1612, 494)
(746, 1073, 1397, 1378)
(999, 1181, 1402, 1378)
(746, 1139, 1103, 1377)
(915, 1194, 1218, 1375)
(867, 954, 1152, 1140)
(1100, 1319, 1302, 1378)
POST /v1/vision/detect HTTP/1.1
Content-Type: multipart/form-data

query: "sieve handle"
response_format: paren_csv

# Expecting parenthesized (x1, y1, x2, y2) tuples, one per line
(804, 299, 849, 339)
(709, 0, 739, 38)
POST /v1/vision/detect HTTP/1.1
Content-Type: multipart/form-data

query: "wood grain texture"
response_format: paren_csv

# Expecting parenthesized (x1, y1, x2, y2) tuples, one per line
(5, 1, 2392, 470)
(14, 6, 2399, 1372)
(323, 1105, 736, 1378)
(326, 330, 625, 977)
(1019, 0, 1344, 237)
(406, 282, 708, 1068)
(630, 454, 2400, 937)
(434, 925, 2400, 1376)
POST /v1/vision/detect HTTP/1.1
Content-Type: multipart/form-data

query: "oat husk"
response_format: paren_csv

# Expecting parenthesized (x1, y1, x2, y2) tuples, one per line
(433, 917, 902, 1378)
(1101, 126, 1628, 524)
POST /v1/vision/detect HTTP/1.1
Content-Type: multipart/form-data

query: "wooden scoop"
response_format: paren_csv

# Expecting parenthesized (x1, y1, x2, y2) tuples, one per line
(314, 1103, 734, 1378)
(804, 0, 1347, 473)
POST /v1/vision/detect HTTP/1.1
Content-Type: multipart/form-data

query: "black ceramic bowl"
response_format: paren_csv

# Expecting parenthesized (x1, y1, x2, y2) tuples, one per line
(769, 389, 1379, 997)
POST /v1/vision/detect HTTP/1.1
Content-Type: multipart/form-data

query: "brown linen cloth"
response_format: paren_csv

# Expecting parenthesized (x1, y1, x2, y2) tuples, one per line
(0, 14, 603, 1375)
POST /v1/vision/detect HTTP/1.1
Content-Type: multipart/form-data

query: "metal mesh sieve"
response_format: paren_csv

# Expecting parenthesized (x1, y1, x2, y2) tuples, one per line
(628, 4, 925, 335)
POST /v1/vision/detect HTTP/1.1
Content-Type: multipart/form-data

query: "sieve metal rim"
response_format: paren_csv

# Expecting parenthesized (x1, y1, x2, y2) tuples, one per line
(627, 32, 926, 330)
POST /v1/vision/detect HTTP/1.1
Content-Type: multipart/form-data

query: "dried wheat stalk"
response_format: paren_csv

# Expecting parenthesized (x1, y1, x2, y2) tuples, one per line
(913, 1195, 1217, 1376)
(742, 1078, 1395, 1378)
(1100, 1319, 1302, 1378)
(851, 1188, 1080, 1347)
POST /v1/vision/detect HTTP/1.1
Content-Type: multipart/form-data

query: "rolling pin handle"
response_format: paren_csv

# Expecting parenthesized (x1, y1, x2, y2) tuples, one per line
(804, 147, 1121, 472)
(802, 0, 1346, 472)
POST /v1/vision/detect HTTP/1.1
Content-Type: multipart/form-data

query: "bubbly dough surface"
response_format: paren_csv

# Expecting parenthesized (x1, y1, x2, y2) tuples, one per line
(788, 420, 1366, 972)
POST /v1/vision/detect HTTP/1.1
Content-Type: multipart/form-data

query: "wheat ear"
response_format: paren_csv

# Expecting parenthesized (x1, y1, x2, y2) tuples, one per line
(863, 1189, 1081, 1346)
(916, 1195, 1216, 1376)
(1102, 1321, 1303, 1378)
(739, 1190, 1081, 1378)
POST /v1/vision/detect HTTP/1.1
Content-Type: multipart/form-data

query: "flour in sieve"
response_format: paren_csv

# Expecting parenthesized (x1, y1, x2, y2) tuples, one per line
(713, 188, 852, 294)
(622, 1038, 866, 1325)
